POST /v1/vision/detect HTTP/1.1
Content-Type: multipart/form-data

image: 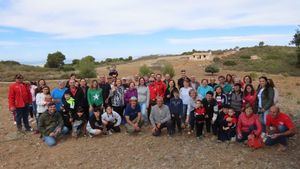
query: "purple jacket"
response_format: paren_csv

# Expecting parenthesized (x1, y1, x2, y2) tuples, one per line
(124, 88, 138, 104)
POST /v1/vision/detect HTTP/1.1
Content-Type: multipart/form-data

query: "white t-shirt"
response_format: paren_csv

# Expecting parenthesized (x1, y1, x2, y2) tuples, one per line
(179, 87, 192, 105)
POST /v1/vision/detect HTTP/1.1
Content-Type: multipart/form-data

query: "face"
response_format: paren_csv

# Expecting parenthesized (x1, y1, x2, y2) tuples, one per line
(165, 74, 170, 80)
(130, 100, 137, 107)
(202, 79, 208, 86)
(234, 85, 240, 92)
(210, 78, 216, 83)
(245, 107, 253, 116)
(246, 86, 252, 93)
(270, 106, 279, 118)
(59, 82, 65, 89)
(80, 79, 87, 87)
(116, 79, 121, 86)
(149, 78, 155, 84)
(156, 75, 162, 81)
(245, 77, 250, 83)
(94, 111, 100, 117)
(190, 76, 195, 82)
(70, 75, 76, 80)
(259, 78, 267, 87)
(93, 81, 98, 88)
(228, 109, 235, 116)
(195, 101, 202, 108)
(75, 81, 80, 87)
(139, 78, 145, 85)
(106, 106, 112, 114)
(169, 80, 174, 87)
(226, 75, 232, 81)
(156, 98, 163, 106)
(64, 94, 71, 100)
(45, 95, 52, 102)
(181, 71, 186, 77)
(173, 92, 179, 97)
(42, 87, 49, 94)
(129, 82, 135, 89)
(39, 80, 45, 86)
(183, 80, 189, 87)
(206, 94, 213, 101)
(190, 91, 196, 98)
(216, 87, 222, 94)
(218, 77, 225, 84)
(77, 112, 83, 117)
(16, 76, 24, 83)
(100, 76, 105, 82)
(69, 80, 75, 87)
(48, 105, 56, 114)
(223, 108, 229, 114)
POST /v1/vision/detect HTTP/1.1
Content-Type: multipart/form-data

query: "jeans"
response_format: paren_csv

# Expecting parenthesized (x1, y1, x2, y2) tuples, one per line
(106, 122, 121, 132)
(236, 125, 257, 142)
(182, 104, 188, 124)
(189, 110, 195, 131)
(43, 126, 69, 147)
(265, 125, 292, 146)
(139, 102, 148, 123)
(259, 109, 269, 132)
(15, 106, 31, 130)
(170, 113, 182, 134)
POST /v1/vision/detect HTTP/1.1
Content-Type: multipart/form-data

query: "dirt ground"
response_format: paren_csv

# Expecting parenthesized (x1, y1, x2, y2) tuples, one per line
(1, 57, 300, 169)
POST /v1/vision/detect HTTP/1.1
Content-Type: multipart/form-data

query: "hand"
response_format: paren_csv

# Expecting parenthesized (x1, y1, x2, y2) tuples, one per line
(167, 95, 170, 98)
(205, 115, 209, 118)
(156, 123, 161, 129)
(10, 107, 16, 112)
(152, 127, 157, 133)
(49, 132, 56, 137)
(237, 133, 242, 139)
(134, 123, 140, 131)
(226, 117, 232, 122)
(270, 133, 281, 139)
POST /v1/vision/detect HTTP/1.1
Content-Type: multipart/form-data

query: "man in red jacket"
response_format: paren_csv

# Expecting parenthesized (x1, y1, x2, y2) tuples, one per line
(8, 74, 32, 131)
(154, 74, 167, 99)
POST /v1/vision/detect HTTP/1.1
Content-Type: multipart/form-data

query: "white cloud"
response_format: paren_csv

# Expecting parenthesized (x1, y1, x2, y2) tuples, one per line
(0, 0, 299, 38)
(167, 34, 291, 45)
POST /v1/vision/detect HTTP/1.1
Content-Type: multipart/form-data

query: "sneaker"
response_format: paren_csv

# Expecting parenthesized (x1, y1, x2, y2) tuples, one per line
(25, 128, 33, 132)
(88, 133, 93, 138)
(197, 136, 203, 140)
(230, 137, 236, 142)
(108, 130, 113, 135)
(14, 121, 17, 125)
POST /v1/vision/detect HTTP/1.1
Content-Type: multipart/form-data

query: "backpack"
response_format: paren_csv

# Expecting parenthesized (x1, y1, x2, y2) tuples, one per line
(247, 133, 264, 149)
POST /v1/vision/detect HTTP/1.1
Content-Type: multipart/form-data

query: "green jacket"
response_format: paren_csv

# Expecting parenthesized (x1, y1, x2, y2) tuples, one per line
(38, 111, 64, 137)
(87, 88, 103, 106)
(257, 87, 274, 111)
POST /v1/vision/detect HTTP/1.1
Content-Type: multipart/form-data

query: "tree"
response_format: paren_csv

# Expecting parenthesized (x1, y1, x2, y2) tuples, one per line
(45, 51, 66, 68)
(161, 62, 175, 78)
(78, 59, 96, 78)
(290, 26, 300, 66)
(259, 41, 264, 47)
(81, 55, 95, 63)
(139, 64, 152, 76)
(72, 59, 80, 65)
(205, 64, 220, 75)
(128, 56, 133, 61)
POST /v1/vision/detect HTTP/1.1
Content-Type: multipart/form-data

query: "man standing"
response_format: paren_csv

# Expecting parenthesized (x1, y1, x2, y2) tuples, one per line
(177, 70, 190, 89)
(8, 74, 32, 131)
(124, 97, 143, 133)
(39, 103, 69, 147)
(149, 97, 172, 136)
(265, 106, 297, 151)
(154, 74, 167, 99)
(99, 75, 111, 107)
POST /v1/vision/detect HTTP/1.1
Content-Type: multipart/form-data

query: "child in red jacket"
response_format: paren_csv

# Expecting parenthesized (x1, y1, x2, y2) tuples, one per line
(194, 100, 206, 139)
(218, 108, 237, 142)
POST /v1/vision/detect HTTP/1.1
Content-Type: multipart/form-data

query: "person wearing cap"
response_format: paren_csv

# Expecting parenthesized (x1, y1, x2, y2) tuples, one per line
(237, 105, 262, 143)
(124, 96, 143, 133)
(51, 80, 67, 111)
(8, 74, 32, 131)
(149, 96, 172, 136)
(38, 103, 69, 147)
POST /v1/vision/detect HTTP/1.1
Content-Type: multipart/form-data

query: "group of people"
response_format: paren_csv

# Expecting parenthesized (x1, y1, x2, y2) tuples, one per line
(8, 69, 296, 151)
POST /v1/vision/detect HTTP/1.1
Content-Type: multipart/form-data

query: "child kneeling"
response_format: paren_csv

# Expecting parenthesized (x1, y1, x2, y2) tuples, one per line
(86, 107, 104, 137)
(218, 108, 237, 142)
(101, 106, 121, 134)
(71, 107, 87, 137)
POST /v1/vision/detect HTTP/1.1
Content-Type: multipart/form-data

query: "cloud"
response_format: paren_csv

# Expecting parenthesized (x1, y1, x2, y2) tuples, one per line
(0, 0, 299, 38)
(167, 34, 291, 45)
(0, 40, 20, 46)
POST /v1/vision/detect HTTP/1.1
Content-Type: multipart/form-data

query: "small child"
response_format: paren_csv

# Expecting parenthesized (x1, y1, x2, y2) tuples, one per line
(194, 100, 206, 139)
(169, 89, 183, 134)
(71, 107, 87, 138)
(86, 107, 104, 137)
(101, 106, 122, 134)
(218, 108, 237, 142)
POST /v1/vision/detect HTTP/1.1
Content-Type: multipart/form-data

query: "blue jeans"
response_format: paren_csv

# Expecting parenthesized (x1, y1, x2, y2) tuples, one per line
(182, 104, 188, 123)
(43, 126, 69, 147)
(15, 106, 31, 130)
(265, 125, 291, 146)
(236, 125, 257, 142)
(139, 102, 148, 123)
(259, 109, 269, 132)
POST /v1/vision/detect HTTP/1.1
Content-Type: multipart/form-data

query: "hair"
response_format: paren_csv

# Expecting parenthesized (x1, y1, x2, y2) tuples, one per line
(201, 79, 209, 84)
(128, 81, 135, 88)
(218, 75, 225, 80)
(90, 80, 98, 89)
(226, 74, 234, 84)
(214, 85, 223, 94)
(234, 83, 242, 92)
(189, 89, 197, 97)
(243, 75, 252, 84)
(37, 79, 46, 87)
(94, 106, 103, 113)
(183, 77, 191, 83)
(156, 73, 162, 77)
(181, 69, 186, 73)
(196, 99, 202, 103)
(30, 81, 37, 86)
(168, 80, 176, 88)
(138, 77, 146, 86)
(15, 73, 23, 79)
(77, 106, 84, 113)
(268, 79, 276, 88)
(42, 86, 51, 94)
(206, 91, 214, 96)
(70, 73, 76, 77)
(258, 76, 271, 98)
(244, 84, 255, 96)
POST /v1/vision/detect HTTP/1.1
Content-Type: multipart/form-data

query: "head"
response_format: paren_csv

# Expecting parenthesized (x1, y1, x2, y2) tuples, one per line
(189, 89, 197, 99)
(91, 80, 98, 89)
(164, 74, 171, 81)
(183, 78, 190, 87)
(259, 76, 269, 88)
(181, 69, 186, 77)
(134, 74, 139, 81)
(210, 77, 216, 84)
(190, 75, 196, 82)
(206, 91, 214, 101)
(107, 76, 113, 84)
(115, 79, 122, 87)
(156, 96, 164, 107)
(64, 92, 71, 100)
(37, 79, 46, 87)
(226, 74, 233, 83)
(80, 78, 87, 87)
(70, 73, 76, 80)
(156, 74, 162, 82)
(270, 106, 280, 118)
(215, 85, 223, 94)
(42, 86, 50, 94)
(168, 80, 176, 88)
(201, 79, 209, 86)
(139, 77, 146, 86)
(105, 106, 113, 115)
(45, 94, 52, 102)
(130, 96, 138, 107)
(195, 100, 203, 109)
(69, 79, 76, 87)
(233, 83, 242, 93)
(75, 81, 80, 87)
(228, 108, 235, 117)
(99, 75, 106, 83)
(94, 106, 103, 117)
(76, 107, 84, 117)
(58, 80, 65, 89)
(15, 74, 24, 83)
(48, 103, 56, 114)
(149, 77, 155, 85)
(129, 82, 135, 89)
(173, 88, 179, 98)
(245, 105, 254, 116)
(222, 105, 230, 114)
(218, 76, 225, 84)
(121, 77, 127, 84)
(244, 84, 255, 96)
(150, 73, 156, 78)
(243, 75, 252, 84)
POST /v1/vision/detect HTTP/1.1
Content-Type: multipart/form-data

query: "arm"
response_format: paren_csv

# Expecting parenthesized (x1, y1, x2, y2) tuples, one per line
(8, 85, 16, 111)
(114, 111, 122, 126)
(125, 116, 135, 127)
(57, 112, 64, 128)
(263, 88, 274, 111)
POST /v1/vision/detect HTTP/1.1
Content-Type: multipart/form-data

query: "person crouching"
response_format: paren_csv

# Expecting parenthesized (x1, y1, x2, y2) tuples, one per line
(102, 106, 122, 134)
(71, 106, 87, 138)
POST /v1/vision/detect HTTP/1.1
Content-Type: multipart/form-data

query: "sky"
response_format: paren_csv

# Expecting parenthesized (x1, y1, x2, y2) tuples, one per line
(0, 0, 299, 65)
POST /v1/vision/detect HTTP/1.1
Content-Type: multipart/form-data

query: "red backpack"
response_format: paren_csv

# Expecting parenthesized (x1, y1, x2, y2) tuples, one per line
(247, 133, 264, 149)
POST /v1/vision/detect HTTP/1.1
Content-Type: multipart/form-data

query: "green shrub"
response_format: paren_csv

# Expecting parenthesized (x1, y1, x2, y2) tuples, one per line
(213, 57, 221, 62)
(205, 64, 220, 75)
(223, 60, 237, 66)
(61, 65, 75, 72)
(161, 63, 175, 78)
(78, 60, 96, 78)
(249, 72, 258, 79)
(139, 64, 152, 76)
(240, 55, 251, 59)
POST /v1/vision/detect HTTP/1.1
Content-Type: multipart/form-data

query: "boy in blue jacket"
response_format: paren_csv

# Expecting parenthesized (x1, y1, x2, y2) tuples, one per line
(169, 89, 183, 134)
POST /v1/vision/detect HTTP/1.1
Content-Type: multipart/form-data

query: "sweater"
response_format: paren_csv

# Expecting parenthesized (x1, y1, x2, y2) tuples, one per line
(197, 85, 214, 100)
(101, 111, 122, 126)
(179, 87, 192, 105)
(137, 86, 150, 105)
(36, 93, 48, 114)
(87, 88, 103, 106)
(149, 104, 171, 127)
(169, 97, 183, 116)
(124, 88, 138, 104)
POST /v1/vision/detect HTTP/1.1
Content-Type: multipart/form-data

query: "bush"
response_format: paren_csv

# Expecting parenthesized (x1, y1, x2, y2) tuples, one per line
(249, 72, 258, 79)
(161, 63, 175, 78)
(240, 55, 251, 59)
(223, 60, 237, 66)
(139, 64, 152, 76)
(205, 64, 220, 75)
(213, 57, 221, 62)
(78, 60, 96, 78)
(61, 65, 75, 72)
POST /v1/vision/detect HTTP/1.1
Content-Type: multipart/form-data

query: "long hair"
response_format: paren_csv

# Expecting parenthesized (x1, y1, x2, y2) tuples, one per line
(244, 84, 255, 96)
(258, 76, 271, 98)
